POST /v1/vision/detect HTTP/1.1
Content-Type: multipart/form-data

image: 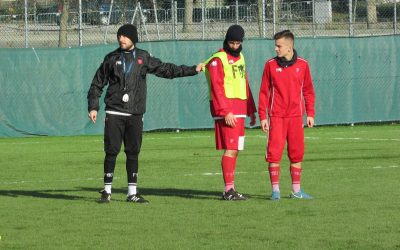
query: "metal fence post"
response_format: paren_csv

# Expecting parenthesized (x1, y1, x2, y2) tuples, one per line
(353, 0, 358, 23)
(349, 0, 353, 37)
(24, 0, 28, 48)
(175, 1, 178, 40)
(79, 0, 82, 46)
(33, 1, 37, 28)
(202, 0, 205, 40)
(395, 0, 397, 35)
(236, 0, 239, 24)
(172, 1, 177, 40)
(138, 2, 149, 41)
(104, 0, 114, 44)
(273, 0, 276, 36)
(262, 0, 266, 38)
(153, 0, 161, 40)
(171, 1, 175, 39)
(312, 0, 316, 38)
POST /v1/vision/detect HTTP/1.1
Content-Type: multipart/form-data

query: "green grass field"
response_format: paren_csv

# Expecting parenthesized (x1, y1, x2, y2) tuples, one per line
(1, 124, 399, 249)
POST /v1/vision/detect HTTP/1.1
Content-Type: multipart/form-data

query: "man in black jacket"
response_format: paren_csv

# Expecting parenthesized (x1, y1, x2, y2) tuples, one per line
(87, 24, 203, 203)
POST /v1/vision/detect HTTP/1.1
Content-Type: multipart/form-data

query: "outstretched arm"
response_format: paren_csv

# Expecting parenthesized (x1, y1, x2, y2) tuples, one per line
(147, 56, 199, 78)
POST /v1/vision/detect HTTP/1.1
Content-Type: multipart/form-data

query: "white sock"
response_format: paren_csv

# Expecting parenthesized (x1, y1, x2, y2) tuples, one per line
(104, 184, 112, 194)
(128, 184, 137, 196)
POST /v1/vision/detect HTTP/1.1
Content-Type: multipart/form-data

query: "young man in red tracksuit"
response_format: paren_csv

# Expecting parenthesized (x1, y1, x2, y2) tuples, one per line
(204, 25, 257, 200)
(258, 30, 315, 200)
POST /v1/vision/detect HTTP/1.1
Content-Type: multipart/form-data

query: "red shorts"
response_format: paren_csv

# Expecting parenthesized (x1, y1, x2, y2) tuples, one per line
(266, 116, 304, 163)
(214, 118, 245, 150)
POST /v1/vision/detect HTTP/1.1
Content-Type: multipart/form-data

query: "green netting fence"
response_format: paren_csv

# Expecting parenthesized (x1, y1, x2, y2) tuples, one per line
(1, 36, 399, 137)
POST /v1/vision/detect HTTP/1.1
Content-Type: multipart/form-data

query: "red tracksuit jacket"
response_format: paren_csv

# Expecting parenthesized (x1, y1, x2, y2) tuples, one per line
(206, 49, 257, 118)
(258, 57, 315, 121)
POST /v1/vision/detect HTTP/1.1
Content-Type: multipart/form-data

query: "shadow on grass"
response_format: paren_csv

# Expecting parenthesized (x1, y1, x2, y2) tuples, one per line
(0, 187, 259, 201)
(80, 187, 222, 200)
(0, 189, 87, 200)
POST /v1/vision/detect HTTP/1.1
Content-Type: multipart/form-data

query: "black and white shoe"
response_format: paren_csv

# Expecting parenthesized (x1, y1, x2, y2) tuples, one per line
(126, 193, 149, 204)
(222, 188, 247, 201)
(98, 190, 111, 203)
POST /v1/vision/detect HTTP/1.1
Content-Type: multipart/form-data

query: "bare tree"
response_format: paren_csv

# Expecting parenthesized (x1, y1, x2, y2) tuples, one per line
(58, 0, 69, 47)
(183, 0, 193, 33)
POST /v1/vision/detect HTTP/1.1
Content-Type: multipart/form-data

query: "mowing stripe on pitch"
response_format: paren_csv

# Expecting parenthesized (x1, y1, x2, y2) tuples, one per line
(2, 134, 399, 145)
(1, 165, 398, 185)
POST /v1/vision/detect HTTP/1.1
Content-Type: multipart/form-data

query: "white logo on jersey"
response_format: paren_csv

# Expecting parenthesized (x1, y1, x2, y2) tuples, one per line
(211, 61, 217, 67)
(116, 61, 122, 65)
(228, 60, 234, 64)
(276, 68, 282, 72)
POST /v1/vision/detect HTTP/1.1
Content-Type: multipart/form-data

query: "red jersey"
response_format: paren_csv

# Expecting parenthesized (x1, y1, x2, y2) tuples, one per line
(258, 57, 315, 120)
(206, 49, 257, 118)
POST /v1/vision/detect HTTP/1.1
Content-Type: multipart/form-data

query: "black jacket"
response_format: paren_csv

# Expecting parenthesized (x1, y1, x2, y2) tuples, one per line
(87, 47, 198, 115)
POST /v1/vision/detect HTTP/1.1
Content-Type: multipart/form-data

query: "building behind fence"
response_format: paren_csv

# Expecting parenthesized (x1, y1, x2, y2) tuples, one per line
(0, 0, 399, 48)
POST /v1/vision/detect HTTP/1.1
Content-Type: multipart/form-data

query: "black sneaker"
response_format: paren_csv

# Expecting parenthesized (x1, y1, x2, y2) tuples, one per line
(222, 188, 247, 201)
(98, 190, 111, 203)
(126, 193, 149, 204)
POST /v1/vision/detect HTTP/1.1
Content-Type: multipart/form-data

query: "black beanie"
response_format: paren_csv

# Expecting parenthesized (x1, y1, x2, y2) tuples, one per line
(117, 24, 138, 43)
(225, 24, 245, 42)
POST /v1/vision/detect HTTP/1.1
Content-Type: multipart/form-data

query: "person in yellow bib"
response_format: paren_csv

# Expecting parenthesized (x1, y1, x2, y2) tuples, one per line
(203, 25, 257, 200)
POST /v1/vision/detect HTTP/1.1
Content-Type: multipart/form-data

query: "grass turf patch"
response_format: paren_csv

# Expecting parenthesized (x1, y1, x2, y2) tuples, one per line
(0, 124, 399, 249)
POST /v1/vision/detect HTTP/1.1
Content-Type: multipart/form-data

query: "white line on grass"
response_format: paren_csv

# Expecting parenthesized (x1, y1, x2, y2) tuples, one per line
(0, 177, 120, 185)
(245, 135, 400, 142)
(372, 165, 399, 169)
(304, 136, 400, 142)
(184, 171, 248, 176)
(146, 135, 212, 140)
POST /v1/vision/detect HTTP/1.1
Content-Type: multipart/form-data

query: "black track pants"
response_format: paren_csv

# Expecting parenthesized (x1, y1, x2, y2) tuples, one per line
(103, 113, 143, 184)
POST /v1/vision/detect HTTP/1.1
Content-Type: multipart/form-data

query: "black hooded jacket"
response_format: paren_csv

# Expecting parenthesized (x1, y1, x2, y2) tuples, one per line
(88, 47, 197, 115)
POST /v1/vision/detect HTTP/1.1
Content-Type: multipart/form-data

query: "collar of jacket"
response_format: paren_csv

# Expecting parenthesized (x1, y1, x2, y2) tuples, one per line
(223, 40, 242, 58)
(119, 47, 136, 53)
(275, 49, 298, 68)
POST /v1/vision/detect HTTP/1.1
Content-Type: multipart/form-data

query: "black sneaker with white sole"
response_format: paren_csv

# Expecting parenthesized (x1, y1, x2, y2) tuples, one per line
(98, 190, 111, 203)
(126, 193, 149, 204)
(222, 188, 247, 201)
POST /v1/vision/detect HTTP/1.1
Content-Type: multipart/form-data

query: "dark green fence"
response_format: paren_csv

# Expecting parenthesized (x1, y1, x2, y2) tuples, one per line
(1, 36, 399, 137)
